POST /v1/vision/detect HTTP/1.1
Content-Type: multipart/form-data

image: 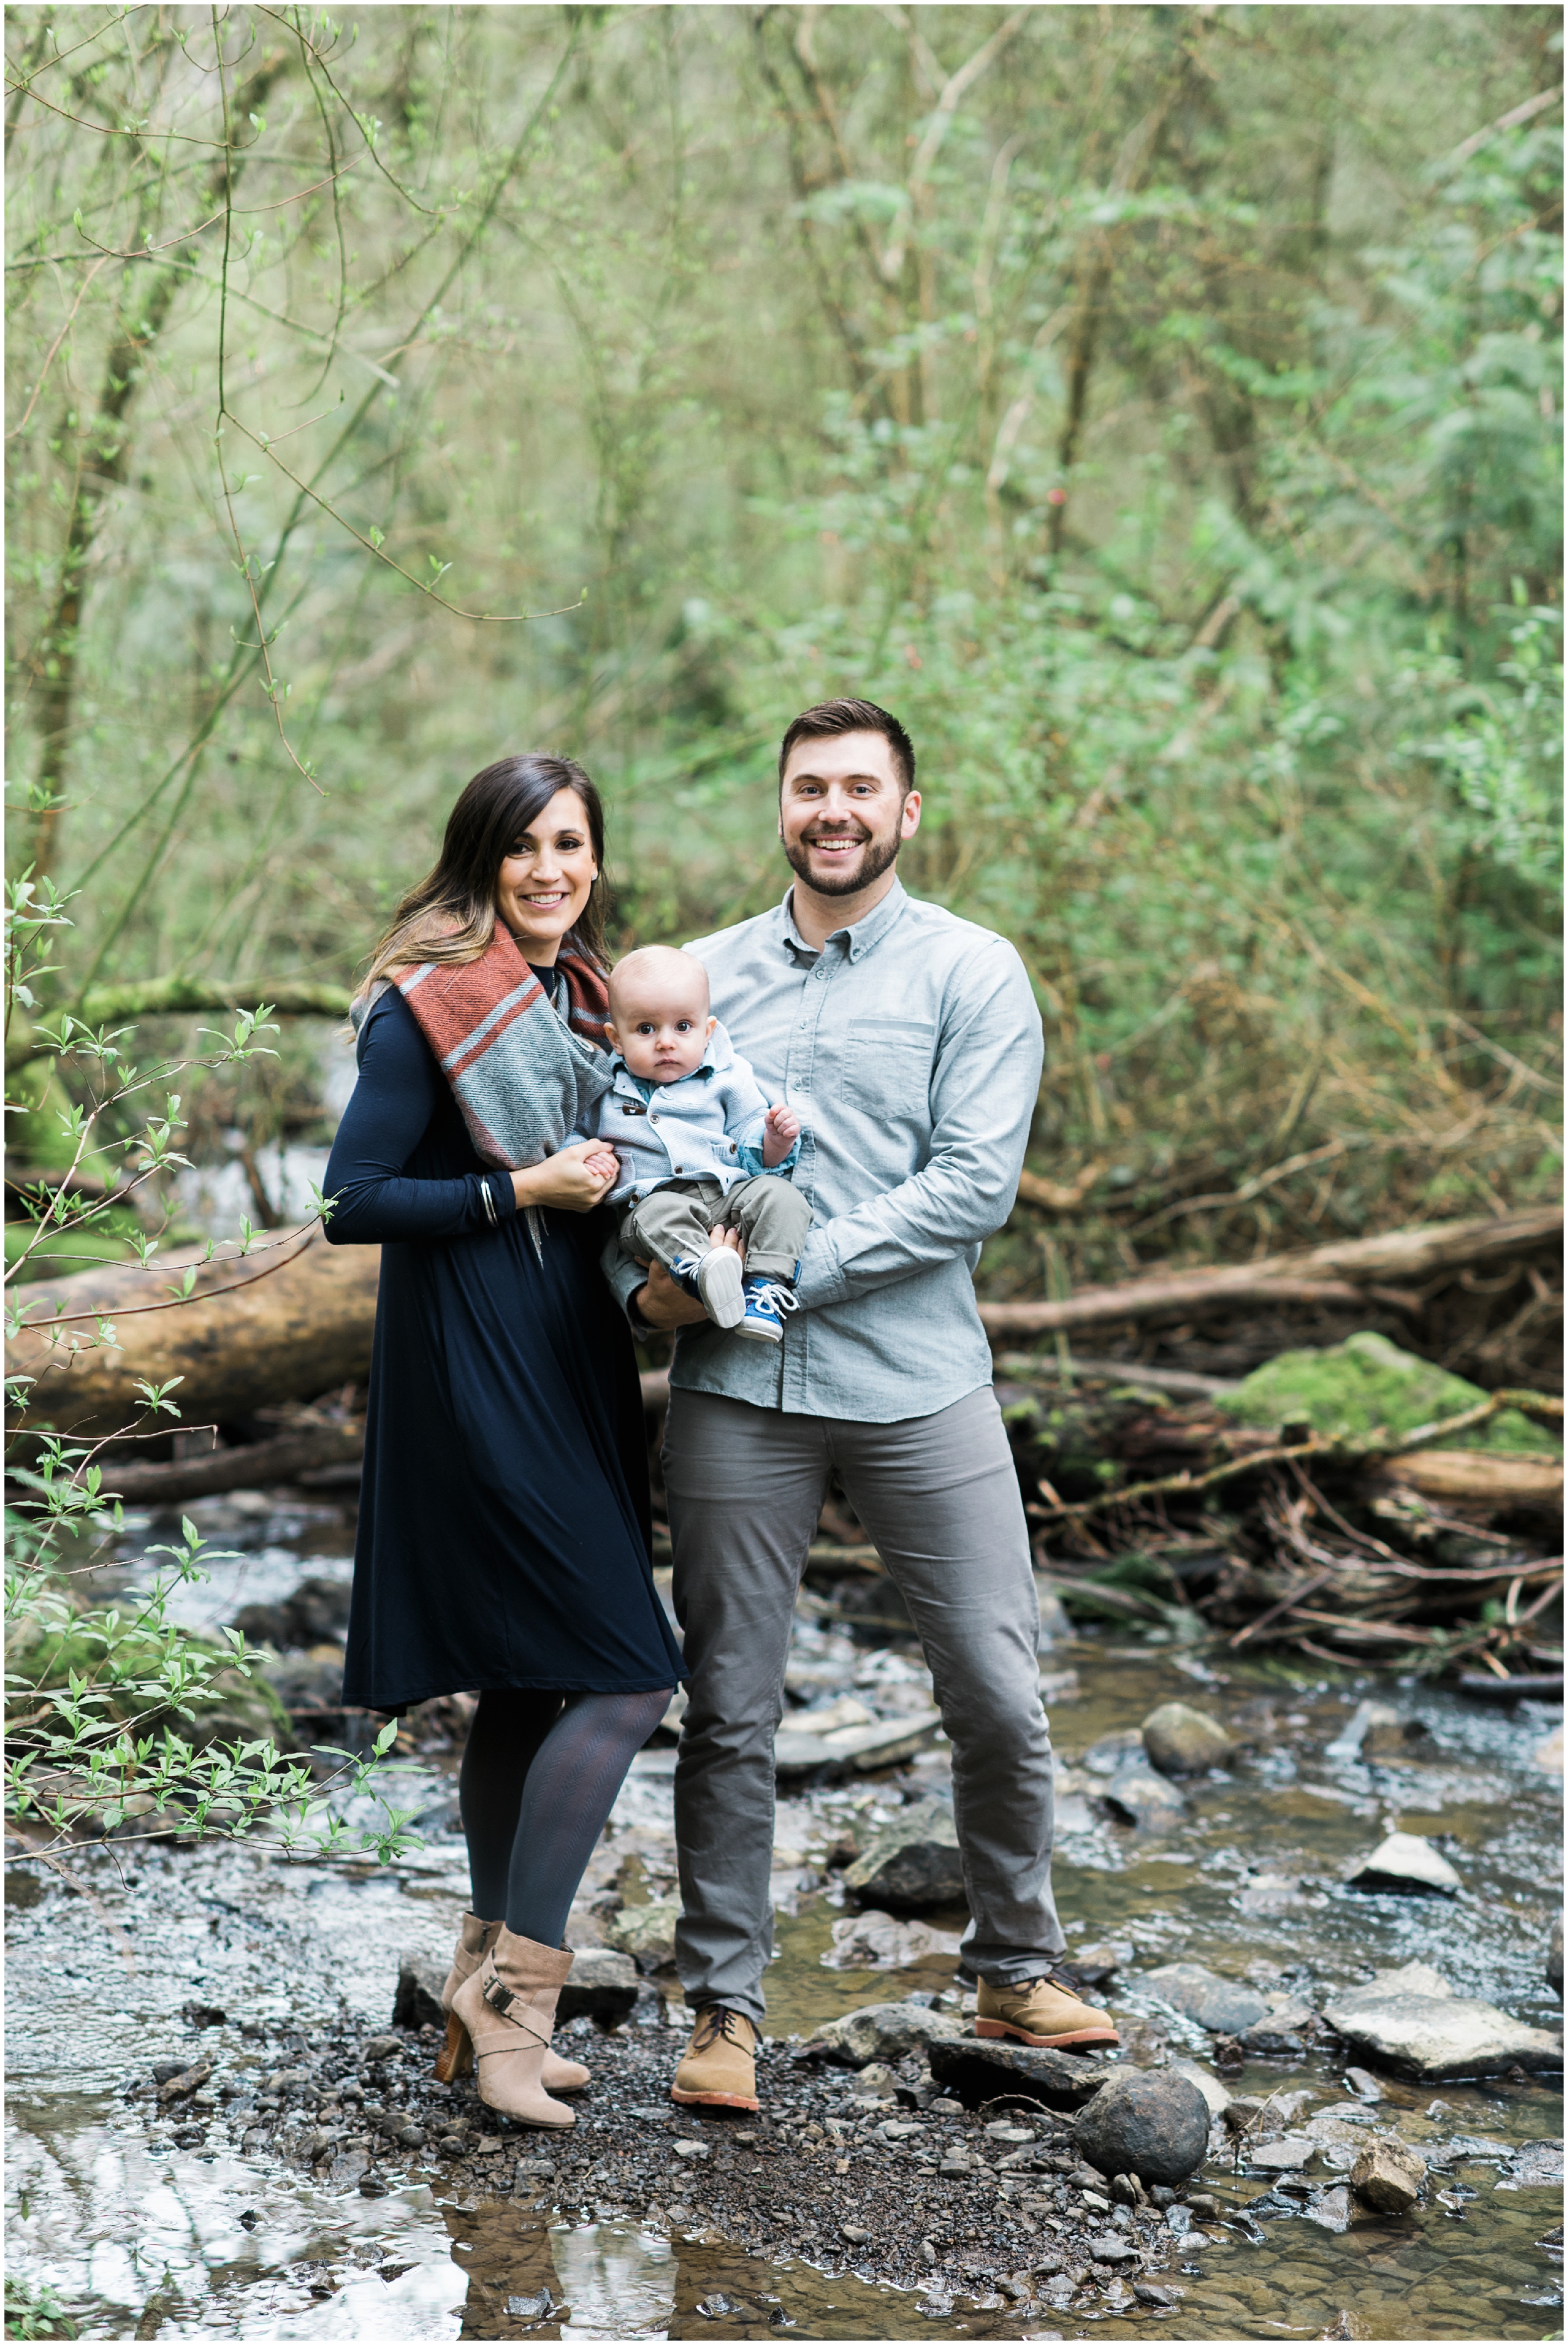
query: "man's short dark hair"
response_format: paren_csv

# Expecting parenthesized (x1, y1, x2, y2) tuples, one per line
(777, 698, 916, 797)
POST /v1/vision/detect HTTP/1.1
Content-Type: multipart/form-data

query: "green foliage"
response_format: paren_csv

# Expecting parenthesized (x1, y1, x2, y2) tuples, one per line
(2, 7, 1561, 1282)
(4, 2275, 78, 2341)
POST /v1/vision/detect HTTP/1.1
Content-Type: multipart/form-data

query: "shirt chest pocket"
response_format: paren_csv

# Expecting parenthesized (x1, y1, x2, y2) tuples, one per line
(841, 1018, 938, 1098)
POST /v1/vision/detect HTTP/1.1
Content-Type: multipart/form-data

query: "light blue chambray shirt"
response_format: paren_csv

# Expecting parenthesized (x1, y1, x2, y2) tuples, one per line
(607, 877, 1044, 1424)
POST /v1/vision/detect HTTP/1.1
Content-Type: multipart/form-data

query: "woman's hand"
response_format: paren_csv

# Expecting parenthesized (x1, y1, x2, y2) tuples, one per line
(512, 1142, 618, 1215)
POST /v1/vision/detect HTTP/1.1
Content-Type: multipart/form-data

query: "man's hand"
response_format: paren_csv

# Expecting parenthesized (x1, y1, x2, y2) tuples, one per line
(632, 1227, 743, 1329)
(761, 1102, 801, 1169)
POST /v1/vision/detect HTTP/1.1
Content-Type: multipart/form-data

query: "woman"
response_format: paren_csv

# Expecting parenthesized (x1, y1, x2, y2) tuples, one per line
(324, 752, 682, 2132)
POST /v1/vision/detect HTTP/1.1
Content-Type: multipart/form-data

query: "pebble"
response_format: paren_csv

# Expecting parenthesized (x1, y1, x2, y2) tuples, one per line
(1350, 2138, 1426, 2213)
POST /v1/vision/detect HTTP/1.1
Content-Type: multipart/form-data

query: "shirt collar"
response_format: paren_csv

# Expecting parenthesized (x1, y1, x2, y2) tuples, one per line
(779, 874, 909, 964)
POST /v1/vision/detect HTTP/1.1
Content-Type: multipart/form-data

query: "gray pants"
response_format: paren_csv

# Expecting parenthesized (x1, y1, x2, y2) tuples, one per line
(662, 1383, 1064, 2022)
(618, 1174, 812, 1284)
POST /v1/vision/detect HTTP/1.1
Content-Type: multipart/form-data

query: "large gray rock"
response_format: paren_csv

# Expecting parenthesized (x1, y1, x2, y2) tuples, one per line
(392, 1950, 446, 2032)
(926, 2035, 1115, 2112)
(1144, 1962, 1271, 2036)
(1141, 1703, 1234, 1777)
(1350, 2137, 1426, 2213)
(1074, 2068, 1211, 2186)
(558, 1947, 638, 2024)
(1104, 1764, 1187, 1827)
(1323, 1963, 1564, 2080)
(1348, 1832, 1461, 1896)
(812, 1998, 968, 2068)
(603, 1899, 681, 1972)
(842, 1799, 966, 1911)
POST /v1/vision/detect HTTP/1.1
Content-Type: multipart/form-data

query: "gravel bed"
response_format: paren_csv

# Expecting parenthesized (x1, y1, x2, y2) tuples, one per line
(127, 2014, 1202, 2317)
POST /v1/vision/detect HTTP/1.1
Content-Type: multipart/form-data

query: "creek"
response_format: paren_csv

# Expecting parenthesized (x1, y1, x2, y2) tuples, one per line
(5, 1492, 1561, 2341)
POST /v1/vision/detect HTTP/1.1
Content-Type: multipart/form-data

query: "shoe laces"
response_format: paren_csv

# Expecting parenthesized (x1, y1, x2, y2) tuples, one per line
(691, 2005, 752, 2053)
(744, 1281, 800, 1321)
(1019, 1964, 1082, 1998)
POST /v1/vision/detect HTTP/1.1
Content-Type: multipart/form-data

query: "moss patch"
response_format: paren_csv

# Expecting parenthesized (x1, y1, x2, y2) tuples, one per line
(1216, 1331, 1559, 1456)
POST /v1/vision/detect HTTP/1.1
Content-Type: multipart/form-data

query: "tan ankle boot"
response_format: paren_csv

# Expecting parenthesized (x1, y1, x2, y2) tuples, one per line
(436, 1913, 589, 2094)
(450, 1927, 577, 2129)
(975, 1967, 1120, 2050)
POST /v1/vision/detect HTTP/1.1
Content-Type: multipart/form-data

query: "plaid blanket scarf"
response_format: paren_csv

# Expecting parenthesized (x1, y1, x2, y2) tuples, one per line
(359, 925, 615, 1176)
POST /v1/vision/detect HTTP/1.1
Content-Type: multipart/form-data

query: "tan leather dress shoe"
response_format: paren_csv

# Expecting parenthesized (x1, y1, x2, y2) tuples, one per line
(670, 2005, 760, 2110)
(975, 1969, 1120, 2050)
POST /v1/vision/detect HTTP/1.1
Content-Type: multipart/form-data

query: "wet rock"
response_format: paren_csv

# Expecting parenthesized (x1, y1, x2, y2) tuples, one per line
(1350, 2138, 1425, 2212)
(392, 1950, 446, 2032)
(824, 1910, 963, 1970)
(604, 1898, 681, 1972)
(360, 2034, 403, 2063)
(1549, 1916, 1563, 1999)
(1073, 1939, 1135, 1987)
(1324, 1700, 1426, 1762)
(1140, 1703, 1234, 1777)
(1348, 1832, 1461, 1896)
(1323, 1963, 1564, 2080)
(156, 2061, 213, 2104)
(841, 1800, 966, 1910)
(813, 1999, 968, 2070)
(1502, 2140, 1564, 2189)
(1135, 2282, 1183, 2306)
(233, 1575, 352, 1652)
(1168, 2058, 1230, 2117)
(1144, 1962, 1270, 2036)
(559, 1947, 638, 2023)
(1103, 1764, 1187, 1827)
(1249, 2136, 1314, 2170)
(1244, 2001, 1319, 2054)
(774, 1708, 944, 1779)
(1343, 2066, 1383, 2101)
(1074, 2068, 1210, 2185)
(1086, 2231, 1139, 2266)
(1535, 1725, 1564, 1775)
(926, 2036, 1115, 2112)
(1305, 2184, 1352, 2231)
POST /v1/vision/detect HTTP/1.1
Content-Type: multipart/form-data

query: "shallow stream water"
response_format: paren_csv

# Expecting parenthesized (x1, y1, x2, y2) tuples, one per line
(6, 1497, 1562, 2341)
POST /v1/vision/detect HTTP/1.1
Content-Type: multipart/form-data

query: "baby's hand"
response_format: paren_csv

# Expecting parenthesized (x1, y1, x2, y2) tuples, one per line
(761, 1102, 800, 1168)
(585, 1148, 619, 1186)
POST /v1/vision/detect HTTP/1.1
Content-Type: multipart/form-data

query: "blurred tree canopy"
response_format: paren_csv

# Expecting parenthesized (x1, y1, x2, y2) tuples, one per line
(5, 3, 1562, 1281)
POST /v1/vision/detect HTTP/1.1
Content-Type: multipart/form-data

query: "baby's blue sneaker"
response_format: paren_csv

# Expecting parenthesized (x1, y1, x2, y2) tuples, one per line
(735, 1274, 800, 1344)
(670, 1250, 745, 1331)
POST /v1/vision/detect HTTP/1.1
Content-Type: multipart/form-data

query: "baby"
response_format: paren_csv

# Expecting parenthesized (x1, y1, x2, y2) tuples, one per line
(575, 945, 812, 1343)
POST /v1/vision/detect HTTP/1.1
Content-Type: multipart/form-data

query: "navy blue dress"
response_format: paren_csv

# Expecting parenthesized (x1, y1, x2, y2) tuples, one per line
(324, 986, 684, 1710)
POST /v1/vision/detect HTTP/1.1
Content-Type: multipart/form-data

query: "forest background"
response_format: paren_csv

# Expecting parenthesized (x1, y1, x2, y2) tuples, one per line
(6, 1, 1563, 1305)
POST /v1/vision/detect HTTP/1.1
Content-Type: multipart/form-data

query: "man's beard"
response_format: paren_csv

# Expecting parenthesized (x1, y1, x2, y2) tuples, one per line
(784, 824, 903, 898)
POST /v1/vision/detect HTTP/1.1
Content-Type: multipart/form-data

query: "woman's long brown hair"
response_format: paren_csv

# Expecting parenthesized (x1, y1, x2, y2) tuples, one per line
(356, 753, 609, 1002)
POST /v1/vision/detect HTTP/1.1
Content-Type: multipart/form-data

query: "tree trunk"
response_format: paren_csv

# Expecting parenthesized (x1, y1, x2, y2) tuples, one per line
(26, 50, 287, 874)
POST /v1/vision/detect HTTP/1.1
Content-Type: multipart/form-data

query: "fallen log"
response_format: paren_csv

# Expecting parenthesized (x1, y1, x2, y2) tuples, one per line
(101, 1421, 367, 1504)
(1369, 1449, 1564, 1507)
(10, 1206, 1557, 1445)
(7, 1233, 381, 1442)
(977, 1206, 1560, 1339)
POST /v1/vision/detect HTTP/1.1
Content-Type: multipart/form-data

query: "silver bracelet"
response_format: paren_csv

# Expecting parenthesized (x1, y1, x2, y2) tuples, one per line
(480, 1177, 497, 1227)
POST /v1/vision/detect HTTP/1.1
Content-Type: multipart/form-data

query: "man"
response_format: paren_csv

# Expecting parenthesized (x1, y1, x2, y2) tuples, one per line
(617, 697, 1117, 2112)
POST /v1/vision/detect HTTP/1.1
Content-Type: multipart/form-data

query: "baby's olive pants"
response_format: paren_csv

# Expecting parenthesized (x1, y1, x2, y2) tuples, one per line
(617, 1173, 812, 1283)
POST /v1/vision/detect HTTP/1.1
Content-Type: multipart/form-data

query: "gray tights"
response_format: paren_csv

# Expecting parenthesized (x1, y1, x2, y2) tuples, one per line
(458, 1684, 671, 1944)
